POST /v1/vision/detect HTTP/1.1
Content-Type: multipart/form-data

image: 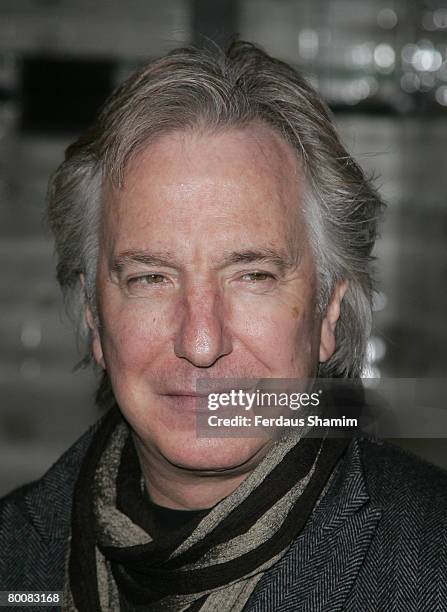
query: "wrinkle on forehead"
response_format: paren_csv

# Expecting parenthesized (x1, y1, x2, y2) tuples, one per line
(107, 121, 303, 195)
(100, 123, 311, 271)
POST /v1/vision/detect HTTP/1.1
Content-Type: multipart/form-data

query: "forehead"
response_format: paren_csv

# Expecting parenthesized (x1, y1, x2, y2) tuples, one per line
(101, 124, 307, 260)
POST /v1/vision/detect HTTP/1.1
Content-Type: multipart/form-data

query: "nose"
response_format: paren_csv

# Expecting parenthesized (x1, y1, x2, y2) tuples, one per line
(174, 284, 232, 367)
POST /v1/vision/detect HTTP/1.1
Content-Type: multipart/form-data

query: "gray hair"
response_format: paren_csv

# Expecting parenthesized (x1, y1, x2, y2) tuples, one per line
(47, 40, 384, 379)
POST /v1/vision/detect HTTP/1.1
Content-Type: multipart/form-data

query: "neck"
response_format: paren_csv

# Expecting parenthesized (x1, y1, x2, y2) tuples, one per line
(144, 469, 248, 510)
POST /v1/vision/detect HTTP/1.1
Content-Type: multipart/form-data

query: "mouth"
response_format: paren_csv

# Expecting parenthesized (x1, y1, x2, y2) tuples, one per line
(160, 385, 260, 415)
(163, 391, 210, 397)
(161, 387, 246, 399)
(161, 393, 211, 413)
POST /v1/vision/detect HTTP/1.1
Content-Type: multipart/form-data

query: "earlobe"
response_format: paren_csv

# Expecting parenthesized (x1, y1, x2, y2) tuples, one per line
(319, 280, 348, 363)
(80, 274, 106, 370)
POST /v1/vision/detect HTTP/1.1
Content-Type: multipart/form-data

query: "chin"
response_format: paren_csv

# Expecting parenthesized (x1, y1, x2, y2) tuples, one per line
(118, 394, 274, 473)
(157, 433, 271, 473)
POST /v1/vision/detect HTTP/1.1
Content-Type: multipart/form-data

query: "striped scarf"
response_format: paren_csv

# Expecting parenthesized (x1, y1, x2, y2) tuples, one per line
(63, 406, 348, 611)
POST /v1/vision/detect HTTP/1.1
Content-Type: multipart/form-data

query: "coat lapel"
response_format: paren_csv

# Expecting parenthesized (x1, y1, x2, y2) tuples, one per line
(245, 438, 382, 611)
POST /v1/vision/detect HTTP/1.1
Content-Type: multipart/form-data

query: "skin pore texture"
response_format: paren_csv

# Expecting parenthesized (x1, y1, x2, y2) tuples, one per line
(86, 123, 347, 509)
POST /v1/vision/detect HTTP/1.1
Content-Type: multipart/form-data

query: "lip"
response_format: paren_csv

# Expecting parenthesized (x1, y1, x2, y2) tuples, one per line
(161, 385, 258, 396)
(162, 392, 210, 397)
(161, 393, 211, 413)
(160, 387, 260, 415)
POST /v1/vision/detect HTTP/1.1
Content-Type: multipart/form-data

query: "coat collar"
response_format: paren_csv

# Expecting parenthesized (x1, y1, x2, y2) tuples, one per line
(244, 437, 383, 611)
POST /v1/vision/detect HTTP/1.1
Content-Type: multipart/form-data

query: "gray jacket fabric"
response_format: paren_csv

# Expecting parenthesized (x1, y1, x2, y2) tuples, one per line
(1, 423, 446, 611)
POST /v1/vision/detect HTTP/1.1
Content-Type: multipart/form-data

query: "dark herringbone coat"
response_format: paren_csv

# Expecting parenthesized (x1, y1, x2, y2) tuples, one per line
(1, 424, 446, 611)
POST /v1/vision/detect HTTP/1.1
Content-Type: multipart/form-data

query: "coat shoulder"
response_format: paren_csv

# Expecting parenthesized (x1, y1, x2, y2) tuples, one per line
(338, 438, 447, 611)
(357, 436, 447, 510)
(0, 419, 100, 590)
(0, 417, 99, 529)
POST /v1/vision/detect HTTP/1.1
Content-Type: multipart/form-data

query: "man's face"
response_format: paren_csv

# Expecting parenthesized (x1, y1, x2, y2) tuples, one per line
(89, 124, 341, 472)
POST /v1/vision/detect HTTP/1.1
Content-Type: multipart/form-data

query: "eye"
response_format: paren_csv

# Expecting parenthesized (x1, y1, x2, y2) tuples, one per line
(240, 272, 275, 282)
(127, 273, 167, 288)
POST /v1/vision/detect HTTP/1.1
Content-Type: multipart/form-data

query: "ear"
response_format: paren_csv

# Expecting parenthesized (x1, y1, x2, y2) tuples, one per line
(319, 280, 349, 363)
(80, 273, 106, 369)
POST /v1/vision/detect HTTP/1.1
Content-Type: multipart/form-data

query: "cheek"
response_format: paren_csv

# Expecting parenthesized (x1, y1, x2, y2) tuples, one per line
(99, 300, 173, 374)
(233, 299, 320, 374)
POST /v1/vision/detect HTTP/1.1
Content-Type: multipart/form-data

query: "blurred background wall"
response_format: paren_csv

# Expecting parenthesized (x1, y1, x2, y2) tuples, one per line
(1, 0, 446, 496)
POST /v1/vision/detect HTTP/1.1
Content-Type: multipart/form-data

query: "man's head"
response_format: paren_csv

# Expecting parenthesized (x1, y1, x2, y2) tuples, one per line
(47, 41, 382, 475)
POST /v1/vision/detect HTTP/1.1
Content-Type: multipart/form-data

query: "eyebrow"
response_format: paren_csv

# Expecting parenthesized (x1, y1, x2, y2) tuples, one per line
(110, 247, 298, 276)
(218, 248, 298, 275)
(110, 250, 181, 275)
